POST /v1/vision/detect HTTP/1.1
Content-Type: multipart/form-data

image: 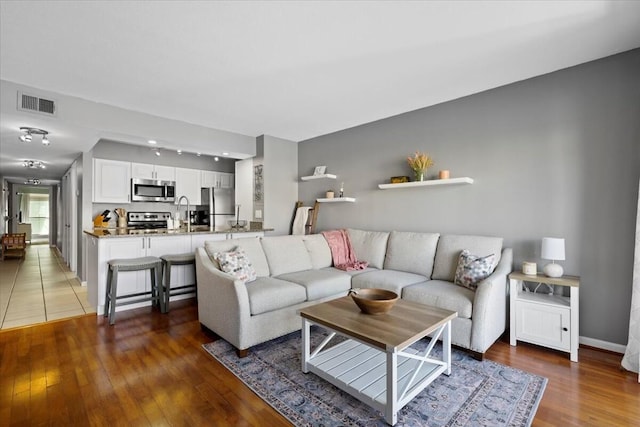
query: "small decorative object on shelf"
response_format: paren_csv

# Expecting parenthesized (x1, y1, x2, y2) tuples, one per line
(339, 182, 344, 197)
(407, 151, 434, 182)
(326, 190, 334, 198)
(390, 176, 410, 184)
(313, 165, 327, 176)
(522, 261, 537, 275)
(439, 170, 450, 179)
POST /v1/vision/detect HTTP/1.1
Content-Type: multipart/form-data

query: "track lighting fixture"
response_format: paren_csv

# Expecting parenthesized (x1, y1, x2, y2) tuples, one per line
(24, 178, 41, 185)
(23, 160, 46, 169)
(19, 127, 51, 146)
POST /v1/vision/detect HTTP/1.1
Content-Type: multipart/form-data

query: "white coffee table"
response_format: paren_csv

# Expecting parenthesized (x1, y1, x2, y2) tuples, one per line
(299, 296, 457, 425)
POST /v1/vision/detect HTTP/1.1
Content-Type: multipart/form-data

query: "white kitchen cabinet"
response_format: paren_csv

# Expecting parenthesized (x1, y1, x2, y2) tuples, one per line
(201, 170, 234, 189)
(201, 170, 218, 187)
(175, 167, 202, 205)
(219, 172, 234, 189)
(131, 163, 176, 181)
(93, 158, 131, 203)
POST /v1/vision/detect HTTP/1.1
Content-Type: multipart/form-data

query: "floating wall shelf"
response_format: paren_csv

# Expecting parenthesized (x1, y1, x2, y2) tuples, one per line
(378, 177, 474, 190)
(316, 197, 356, 203)
(301, 174, 337, 181)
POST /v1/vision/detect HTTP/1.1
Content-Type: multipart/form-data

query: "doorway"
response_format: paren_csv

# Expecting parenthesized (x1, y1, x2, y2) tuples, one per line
(11, 184, 52, 246)
(19, 191, 50, 244)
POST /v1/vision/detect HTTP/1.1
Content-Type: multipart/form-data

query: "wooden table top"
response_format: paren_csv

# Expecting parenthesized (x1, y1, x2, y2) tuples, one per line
(299, 296, 457, 352)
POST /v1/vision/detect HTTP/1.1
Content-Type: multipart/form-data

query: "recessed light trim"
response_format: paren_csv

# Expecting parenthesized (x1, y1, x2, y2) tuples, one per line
(148, 140, 157, 145)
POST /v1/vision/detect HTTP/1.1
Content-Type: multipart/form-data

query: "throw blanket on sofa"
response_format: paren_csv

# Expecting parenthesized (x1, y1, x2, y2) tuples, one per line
(321, 229, 369, 271)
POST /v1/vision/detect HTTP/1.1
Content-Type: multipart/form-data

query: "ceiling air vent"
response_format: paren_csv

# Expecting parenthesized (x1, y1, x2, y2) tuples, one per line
(17, 91, 57, 116)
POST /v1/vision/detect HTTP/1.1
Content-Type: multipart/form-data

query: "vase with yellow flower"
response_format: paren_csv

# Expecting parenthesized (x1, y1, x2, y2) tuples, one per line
(407, 151, 434, 182)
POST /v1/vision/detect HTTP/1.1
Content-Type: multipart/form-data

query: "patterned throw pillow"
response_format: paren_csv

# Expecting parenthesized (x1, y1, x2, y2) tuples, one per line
(214, 250, 257, 283)
(454, 250, 496, 291)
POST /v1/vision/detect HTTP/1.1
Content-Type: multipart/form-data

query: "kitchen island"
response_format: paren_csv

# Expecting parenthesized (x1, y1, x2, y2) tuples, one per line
(84, 227, 271, 315)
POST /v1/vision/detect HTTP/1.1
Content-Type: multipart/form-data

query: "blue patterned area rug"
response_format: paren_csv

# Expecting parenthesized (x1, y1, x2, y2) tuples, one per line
(202, 330, 546, 426)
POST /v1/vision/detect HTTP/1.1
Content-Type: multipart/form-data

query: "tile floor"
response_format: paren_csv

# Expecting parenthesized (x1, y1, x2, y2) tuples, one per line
(0, 243, 95, 330)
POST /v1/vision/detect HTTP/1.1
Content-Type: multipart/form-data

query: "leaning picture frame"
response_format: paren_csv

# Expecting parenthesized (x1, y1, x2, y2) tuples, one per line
(313, 165, 327, 175)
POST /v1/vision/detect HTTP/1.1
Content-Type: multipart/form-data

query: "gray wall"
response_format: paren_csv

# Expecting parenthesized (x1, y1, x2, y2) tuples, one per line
(299, 49, 640, 346)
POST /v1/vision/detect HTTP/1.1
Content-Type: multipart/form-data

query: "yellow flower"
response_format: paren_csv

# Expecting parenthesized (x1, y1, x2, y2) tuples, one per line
(407, 151, 434, 172)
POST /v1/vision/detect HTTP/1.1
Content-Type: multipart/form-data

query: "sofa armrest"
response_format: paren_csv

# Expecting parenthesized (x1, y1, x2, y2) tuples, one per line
(469, 247, 513, 353)
(195, 247, 252, 349)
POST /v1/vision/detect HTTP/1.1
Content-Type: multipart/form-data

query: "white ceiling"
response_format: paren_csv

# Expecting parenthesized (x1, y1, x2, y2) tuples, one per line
(1, 1, 639, 183)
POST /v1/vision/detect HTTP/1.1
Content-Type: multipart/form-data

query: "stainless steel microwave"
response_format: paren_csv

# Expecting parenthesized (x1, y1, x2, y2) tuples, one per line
(131, 178, 176, 202)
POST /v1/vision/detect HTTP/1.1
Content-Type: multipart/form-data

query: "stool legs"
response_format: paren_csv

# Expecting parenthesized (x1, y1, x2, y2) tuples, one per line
(163, 261, 172, 311)
(104, 267, 113, 318)
(108, 266, 119, 325)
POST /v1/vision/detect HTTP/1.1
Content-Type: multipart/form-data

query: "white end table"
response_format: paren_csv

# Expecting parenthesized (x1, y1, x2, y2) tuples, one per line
(509, 272, 580, 362)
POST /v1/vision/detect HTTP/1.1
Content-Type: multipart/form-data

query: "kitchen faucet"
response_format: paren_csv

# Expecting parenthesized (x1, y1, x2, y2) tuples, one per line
(176, 195, 191, 233)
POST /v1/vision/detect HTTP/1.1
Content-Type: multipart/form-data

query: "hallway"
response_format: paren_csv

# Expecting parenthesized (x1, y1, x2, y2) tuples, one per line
(0, 244, 95, 329)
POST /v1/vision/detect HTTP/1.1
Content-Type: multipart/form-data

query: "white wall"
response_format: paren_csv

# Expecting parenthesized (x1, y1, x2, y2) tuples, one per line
(260, 135, 298, 235)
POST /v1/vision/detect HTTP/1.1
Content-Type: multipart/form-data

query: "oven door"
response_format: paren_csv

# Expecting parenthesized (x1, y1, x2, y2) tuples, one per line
(131, 178, 176, 202)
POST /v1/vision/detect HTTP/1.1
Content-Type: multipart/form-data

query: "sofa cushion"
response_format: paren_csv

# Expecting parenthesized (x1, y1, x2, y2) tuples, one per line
(432, 235, 503, 282)
(402, 280, 474, 319)
(277, 269, 351, 300)
(347, 229, 390, 269)
(260, 235, 313, 276)
(351, 269, 427, 295)
(302, 234, 333, 269)
(205, 237, 270, 277)
(322, 266, 378, 277)
(245, 277, 307, 315)
(384, 231, 440, 278)
(214, 249, 257, 283)
(454, 250, 496, 291)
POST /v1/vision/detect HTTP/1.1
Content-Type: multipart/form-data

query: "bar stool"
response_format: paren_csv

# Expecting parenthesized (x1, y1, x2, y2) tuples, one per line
(160, 253, 197, 311)
(104, 256, 165, 325)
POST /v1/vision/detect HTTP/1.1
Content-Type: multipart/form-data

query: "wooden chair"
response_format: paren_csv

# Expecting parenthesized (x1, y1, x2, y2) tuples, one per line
(1, 233, 27, 261)
(290, 201, 320, 235)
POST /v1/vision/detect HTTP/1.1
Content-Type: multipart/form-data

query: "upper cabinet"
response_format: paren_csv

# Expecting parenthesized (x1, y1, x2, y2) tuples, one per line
(93, 159, 131, 203)
(201, 171, 234, 189)
(175, 167, 202, 205)
(131, 162, 175, 181)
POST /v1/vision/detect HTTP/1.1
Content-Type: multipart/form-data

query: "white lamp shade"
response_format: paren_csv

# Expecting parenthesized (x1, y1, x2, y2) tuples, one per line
(541, 237, 565, 261)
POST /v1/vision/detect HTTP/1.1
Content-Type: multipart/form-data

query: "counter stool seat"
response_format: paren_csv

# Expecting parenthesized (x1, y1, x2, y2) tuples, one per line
(104, 256, 165, 325)
(161, 253, 197, 311)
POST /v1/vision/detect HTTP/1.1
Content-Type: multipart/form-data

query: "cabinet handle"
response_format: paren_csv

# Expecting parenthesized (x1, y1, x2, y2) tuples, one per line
(142, 238, 145, 249)
(562, 327, 568, 331)
(148, 237, 151, 249)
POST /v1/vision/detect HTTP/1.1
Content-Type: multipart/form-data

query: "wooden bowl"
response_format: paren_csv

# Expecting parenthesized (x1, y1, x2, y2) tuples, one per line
(350, 288, 399, 315)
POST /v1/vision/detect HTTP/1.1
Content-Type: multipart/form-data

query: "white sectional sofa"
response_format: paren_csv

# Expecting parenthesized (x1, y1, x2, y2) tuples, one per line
(195, 229, 512, 358)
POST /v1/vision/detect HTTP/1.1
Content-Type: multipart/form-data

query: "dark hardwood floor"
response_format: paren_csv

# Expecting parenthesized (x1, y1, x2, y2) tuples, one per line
(0, 298, 638, 426)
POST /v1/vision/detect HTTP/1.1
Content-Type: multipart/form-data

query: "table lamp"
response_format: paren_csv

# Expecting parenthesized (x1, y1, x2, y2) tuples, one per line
(541, 237, 565, 278)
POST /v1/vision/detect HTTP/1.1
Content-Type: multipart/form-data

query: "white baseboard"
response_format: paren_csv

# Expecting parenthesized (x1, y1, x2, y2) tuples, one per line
(580, 336, 626, 354)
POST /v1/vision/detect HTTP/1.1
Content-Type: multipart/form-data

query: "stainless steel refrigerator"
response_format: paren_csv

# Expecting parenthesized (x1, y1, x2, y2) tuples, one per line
(201, 188, 235, 229)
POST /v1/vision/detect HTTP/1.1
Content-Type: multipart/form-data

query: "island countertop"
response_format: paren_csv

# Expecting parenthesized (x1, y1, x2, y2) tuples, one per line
(83, 227, 273, 238)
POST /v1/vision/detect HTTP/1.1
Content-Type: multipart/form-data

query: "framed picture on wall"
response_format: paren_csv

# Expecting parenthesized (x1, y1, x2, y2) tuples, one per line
(313, 166, 327, 176)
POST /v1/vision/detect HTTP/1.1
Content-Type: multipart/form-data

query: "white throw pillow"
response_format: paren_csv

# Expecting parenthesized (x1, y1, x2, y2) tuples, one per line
(454, 250, 496, 291)
(215, 249, 257, 283)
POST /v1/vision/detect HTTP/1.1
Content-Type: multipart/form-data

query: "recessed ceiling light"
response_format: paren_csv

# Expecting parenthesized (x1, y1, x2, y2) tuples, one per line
(42, 135, 50, 146)
(214, 156, 219, 162)
(222, 152, 229, 156)
(148, 140, 157, 144)
(177, 149, 183, 155)
(196, 152, 201, 157)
